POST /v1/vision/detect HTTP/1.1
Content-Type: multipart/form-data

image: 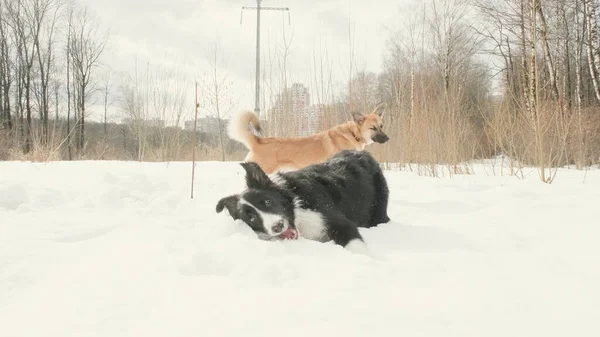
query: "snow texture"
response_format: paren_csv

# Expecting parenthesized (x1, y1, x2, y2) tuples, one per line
(1, 160, 599, 337)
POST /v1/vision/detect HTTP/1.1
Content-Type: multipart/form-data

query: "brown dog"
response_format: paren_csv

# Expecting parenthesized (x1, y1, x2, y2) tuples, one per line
(227, 103, 389, 174)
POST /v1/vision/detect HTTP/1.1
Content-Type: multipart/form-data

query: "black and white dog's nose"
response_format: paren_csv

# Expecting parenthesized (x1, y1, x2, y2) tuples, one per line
(271, 221, 284, 233)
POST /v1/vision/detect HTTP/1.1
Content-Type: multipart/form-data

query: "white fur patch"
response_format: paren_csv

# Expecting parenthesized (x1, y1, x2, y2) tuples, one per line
(268, 173, 287, 187)
(362, 130, 374, 145)
(293, 197, 303, 208)
(294, 208, 326, 241)
(345, 239, 370, 255)
(239, 199, 288, 237)
(275, 166, 298, 173)
(227, 110, 258, 149)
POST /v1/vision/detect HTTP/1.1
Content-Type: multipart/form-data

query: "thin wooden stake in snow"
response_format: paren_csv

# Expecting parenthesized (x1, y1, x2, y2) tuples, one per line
(191, 81, 199, 199)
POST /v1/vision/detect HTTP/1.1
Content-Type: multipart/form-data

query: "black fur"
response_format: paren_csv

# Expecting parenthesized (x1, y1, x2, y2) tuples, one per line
(216, 150, 391, 249)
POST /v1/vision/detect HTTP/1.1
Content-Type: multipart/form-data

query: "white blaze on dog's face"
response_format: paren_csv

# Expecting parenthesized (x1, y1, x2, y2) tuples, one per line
(238, 192, 297, 240)
(216, 162, 299, 241)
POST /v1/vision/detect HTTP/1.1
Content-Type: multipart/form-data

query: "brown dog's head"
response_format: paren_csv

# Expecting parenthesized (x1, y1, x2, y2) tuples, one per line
(352, 103, 389, 144)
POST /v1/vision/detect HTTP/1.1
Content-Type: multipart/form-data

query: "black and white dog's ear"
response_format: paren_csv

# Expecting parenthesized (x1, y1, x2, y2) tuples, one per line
(240, 162, 273, 189)
(351, 111, 366, 124)
(216, 194, 240, 220)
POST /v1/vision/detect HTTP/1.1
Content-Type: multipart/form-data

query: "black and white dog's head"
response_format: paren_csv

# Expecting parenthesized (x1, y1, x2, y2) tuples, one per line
(216, 162, 299, 241)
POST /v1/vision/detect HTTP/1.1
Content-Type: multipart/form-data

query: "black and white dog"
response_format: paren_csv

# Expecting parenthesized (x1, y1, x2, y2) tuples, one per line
(215, 150, 391, 254)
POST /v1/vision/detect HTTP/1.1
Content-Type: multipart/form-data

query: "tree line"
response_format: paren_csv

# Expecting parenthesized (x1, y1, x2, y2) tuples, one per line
(1, 0, 599, 182)
(321, 0, 600, 181)
(0, 0, 105, 159)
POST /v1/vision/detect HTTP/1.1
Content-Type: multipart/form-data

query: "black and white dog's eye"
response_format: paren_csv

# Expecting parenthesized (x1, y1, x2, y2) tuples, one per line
(264, 199, 271, 206)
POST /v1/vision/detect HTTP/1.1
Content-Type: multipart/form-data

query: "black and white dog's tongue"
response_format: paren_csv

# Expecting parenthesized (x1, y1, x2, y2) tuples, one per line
(278, 227, 298, 240)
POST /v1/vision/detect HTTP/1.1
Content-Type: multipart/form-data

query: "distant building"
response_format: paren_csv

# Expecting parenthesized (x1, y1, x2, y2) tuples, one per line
(268, 83, 314, 137)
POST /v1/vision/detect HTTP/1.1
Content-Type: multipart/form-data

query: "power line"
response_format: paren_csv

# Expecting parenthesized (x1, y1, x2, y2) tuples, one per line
(241, 0, 290, 118)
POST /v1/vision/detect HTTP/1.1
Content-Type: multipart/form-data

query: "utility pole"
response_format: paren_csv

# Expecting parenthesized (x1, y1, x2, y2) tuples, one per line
(190, 81, 199, 199)
(241, 0, 290, 118)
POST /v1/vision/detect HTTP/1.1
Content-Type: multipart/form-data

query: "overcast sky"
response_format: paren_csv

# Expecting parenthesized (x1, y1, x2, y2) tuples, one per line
(77, 0, 414, 122)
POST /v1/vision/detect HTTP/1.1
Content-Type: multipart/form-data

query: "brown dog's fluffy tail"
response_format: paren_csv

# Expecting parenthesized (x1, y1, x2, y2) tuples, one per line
(227, 110, 262, 150)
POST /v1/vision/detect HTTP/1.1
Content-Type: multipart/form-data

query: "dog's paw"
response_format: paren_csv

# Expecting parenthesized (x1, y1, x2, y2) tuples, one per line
(344, 239, 371, 256)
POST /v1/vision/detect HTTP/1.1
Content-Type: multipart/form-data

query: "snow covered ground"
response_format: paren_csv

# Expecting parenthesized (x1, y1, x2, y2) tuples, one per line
(1, 160, 599, 337)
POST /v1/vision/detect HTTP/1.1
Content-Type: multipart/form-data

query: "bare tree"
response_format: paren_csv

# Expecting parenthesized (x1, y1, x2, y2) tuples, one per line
(345, 71, 380, 113)
(65, 4, 73, 159)
(121, 58, 147, 161)
(308, 36, 345, 131)
(584, 0, 600, 103)
(199, 43, 238, 161)
(32, 0, 61, 144)
(535, 0, 559, 100)
(429, 0, 479, 94)
(69, 4, 106, 153)
(100, 70, 114, 137)
(7, 0, 39, 153)
(0, 1, 13, 131)
(149, 64, 188, 161)
(574, 0, 586, 167)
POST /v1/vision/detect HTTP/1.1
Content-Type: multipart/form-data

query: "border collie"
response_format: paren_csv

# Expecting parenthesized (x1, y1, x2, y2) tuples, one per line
(215, 150, 390, 254)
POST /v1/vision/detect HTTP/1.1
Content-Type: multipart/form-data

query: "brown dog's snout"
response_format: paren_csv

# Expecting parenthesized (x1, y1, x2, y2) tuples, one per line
(373, 132, 389, 144)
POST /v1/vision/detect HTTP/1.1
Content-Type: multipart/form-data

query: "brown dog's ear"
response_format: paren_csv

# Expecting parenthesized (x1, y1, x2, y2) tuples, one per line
(216, 195, 241, 220)
(351, 111, 366, 124)
(373, 102, 386, 118)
